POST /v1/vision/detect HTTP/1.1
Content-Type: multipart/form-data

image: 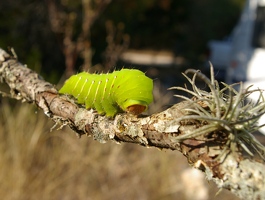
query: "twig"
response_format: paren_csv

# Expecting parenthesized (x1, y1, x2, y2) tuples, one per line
(0, 48, 265, 199)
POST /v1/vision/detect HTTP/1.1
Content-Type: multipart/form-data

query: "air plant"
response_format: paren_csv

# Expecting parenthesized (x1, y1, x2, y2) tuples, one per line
(170, 64, 265, 161)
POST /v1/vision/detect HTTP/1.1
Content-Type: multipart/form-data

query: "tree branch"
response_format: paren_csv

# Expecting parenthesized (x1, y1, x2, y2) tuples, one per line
(0, 48, 264, 199)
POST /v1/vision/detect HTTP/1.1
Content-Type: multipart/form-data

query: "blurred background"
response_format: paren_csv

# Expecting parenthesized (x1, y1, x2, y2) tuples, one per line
(0, 0, 247, 199)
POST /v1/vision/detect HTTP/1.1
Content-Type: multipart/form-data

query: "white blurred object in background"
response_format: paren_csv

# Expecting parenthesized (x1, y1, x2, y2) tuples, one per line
(244, 80, 265, 134)
(181, 168, 209, 200)
(208, 0, 265, 134)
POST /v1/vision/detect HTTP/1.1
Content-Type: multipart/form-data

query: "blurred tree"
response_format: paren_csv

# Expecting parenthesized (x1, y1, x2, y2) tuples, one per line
(47, 0, 113, 76)
(0, 0, 244, 80)
(0, 0, 65, 82)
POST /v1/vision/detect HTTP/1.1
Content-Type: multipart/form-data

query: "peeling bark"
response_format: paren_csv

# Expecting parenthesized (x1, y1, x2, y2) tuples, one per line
(0, 48, 264, 199)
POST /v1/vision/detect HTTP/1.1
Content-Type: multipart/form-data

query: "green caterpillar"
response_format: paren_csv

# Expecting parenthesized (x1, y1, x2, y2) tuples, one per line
(59, 69, 153, 117)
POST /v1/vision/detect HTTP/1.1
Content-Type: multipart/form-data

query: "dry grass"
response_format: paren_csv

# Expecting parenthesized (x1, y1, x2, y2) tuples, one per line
(0, 100, 239, 200)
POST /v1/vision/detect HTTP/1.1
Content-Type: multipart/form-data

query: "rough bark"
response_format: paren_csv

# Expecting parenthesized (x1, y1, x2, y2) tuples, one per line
(0, 48, 264, 199)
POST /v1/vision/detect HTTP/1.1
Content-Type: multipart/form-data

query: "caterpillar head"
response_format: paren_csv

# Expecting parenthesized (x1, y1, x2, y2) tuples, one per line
(122, 99, 149, 115)
(115, 69, 153, 115)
